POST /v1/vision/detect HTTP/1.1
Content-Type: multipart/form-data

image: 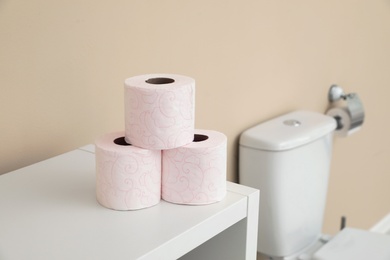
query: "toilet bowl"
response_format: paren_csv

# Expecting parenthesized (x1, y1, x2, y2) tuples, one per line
(239, 110, 390, 259)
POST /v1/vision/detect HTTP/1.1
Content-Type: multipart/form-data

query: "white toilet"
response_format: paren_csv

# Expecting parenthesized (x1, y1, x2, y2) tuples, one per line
(239, 110, 390, 260)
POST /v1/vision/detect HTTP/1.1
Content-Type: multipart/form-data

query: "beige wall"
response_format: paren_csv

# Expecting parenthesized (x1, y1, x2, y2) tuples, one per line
(1, 0, 390, 234)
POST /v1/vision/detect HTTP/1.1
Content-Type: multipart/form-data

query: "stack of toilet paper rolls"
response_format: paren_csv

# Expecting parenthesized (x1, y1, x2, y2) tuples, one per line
(95, 74, 227, 210)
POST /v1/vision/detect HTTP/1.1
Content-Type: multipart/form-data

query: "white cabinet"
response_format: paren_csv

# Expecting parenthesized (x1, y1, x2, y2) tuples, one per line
(0, 145, 259, 260)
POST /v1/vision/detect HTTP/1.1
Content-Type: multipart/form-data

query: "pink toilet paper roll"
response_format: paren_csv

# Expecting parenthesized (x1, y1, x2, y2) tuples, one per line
(95, 131, 161, 210)
(124, 74, 195, 150)
(162, 129, 227, 205)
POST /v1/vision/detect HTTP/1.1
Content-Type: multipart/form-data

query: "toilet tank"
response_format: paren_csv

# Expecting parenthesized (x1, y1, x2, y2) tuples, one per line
(239, 110, 337, 258)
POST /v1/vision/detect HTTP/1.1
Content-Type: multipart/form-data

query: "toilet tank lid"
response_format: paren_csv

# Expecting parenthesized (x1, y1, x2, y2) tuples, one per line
(239, 110, 337, 151)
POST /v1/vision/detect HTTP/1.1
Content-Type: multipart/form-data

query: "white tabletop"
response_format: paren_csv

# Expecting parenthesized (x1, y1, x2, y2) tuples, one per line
(0, 145, 259, 260)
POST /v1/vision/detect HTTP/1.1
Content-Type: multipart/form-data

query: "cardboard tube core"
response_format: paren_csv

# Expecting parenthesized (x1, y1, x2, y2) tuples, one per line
(113, 137, 131, 146)
(193, 134, 209, 142)
(146, 77, 175, 84)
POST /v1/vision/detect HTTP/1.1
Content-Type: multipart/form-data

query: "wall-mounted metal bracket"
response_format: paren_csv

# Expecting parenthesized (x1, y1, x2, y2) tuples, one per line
(327, 84, 365, 132)
(328, 84, 357, 102)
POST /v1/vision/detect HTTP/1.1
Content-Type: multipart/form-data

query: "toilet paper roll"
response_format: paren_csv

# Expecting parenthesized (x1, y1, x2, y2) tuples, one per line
(95, 131, 161, 210)
(124, 74, 195, 150)
(326, 107, 362, 137)
(162, 129, 227, 205)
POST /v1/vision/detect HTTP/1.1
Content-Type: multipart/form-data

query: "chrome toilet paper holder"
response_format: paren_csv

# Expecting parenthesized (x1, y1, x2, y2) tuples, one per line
(327, 84, 365, 131)
(328, 85, 356, 102)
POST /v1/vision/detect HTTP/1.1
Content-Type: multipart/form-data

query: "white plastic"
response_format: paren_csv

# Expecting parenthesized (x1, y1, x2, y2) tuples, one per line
(313, 228, 390, 260)
(239, 110, 336, 151)
(239, 110, 336, 257)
